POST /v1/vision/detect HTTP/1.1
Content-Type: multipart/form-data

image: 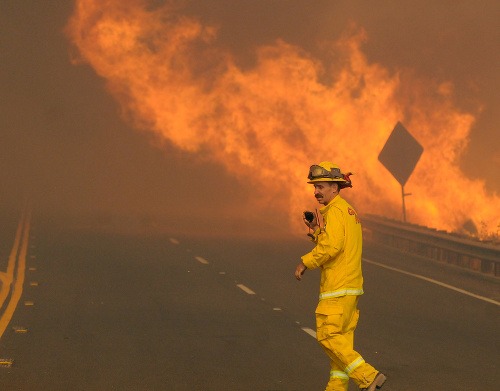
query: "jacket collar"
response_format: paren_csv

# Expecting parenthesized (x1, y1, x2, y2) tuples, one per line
(319, 194, 342, 215)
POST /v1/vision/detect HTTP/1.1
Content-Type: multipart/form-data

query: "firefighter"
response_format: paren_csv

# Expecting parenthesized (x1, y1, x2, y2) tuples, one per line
(295, 161, 386, 391)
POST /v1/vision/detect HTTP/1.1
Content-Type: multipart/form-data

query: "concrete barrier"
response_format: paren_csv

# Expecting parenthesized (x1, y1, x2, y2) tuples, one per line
(362, 215, 500, 278)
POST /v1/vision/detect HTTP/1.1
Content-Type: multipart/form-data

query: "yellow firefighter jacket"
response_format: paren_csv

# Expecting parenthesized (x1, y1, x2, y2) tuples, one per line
(301, 194, 364, 300)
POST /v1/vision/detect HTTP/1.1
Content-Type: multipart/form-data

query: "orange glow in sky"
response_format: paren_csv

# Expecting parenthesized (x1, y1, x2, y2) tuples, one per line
(66, 0, 499, 236)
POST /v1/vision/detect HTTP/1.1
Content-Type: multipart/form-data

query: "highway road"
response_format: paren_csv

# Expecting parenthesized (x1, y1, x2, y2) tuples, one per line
(0, 206, 499, 390)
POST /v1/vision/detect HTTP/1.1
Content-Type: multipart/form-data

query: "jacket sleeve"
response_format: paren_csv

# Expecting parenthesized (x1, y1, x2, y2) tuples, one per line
(301, 207, 345, 270)
(308, 227, 322, 243)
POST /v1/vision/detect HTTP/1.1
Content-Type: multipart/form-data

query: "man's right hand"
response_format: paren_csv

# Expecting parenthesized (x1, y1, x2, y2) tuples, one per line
(295, 262, 307, 281)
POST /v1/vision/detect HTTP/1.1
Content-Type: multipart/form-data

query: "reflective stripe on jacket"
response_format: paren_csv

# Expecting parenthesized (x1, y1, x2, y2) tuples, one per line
(301, 195, 364, 299)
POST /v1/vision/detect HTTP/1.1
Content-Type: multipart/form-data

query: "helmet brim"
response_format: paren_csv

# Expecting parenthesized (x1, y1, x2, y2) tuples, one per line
(307, 178, 347, 184)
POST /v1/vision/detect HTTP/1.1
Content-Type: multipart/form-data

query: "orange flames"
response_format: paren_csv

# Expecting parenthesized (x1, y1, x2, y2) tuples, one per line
(66, 0, 499, 237)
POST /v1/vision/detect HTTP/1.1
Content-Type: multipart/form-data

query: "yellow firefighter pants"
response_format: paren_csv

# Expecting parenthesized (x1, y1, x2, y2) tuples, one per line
(315, 295, 378, 391)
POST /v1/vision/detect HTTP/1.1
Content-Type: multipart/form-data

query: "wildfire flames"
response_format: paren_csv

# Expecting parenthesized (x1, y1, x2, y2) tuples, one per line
(66, 0, 499, 237)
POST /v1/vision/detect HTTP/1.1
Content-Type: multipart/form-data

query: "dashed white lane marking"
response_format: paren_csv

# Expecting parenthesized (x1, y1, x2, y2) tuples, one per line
(301, 327, 317, 338)
(195, 256, 209, 264)
(169, 238, 179, 245)
(363, 257, 500, 306)
(236, 284, 256, 295)
(189, 254, 318, 339)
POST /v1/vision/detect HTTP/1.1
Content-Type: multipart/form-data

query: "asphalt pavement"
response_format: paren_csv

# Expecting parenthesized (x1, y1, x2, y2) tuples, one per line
(0, 209, 499, 390)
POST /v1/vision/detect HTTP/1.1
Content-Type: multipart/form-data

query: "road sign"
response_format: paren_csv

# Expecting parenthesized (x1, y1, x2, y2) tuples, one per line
(378, 122, 423, 186)
(378, 122, 423, 221)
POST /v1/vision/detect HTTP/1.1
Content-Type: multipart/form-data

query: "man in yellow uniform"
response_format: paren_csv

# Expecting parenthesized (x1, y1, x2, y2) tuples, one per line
(295, 161, 386, 391)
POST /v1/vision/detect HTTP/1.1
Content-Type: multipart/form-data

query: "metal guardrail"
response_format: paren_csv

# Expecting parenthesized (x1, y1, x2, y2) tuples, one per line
(362, 214, 500, 278)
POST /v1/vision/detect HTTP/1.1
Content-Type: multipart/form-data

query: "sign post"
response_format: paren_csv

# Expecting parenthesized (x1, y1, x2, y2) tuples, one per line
(378, 122, 423, 222)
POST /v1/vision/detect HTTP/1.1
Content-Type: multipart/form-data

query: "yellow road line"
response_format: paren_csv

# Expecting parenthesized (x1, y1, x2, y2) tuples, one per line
(0, 211, 26, 309)
(0, 358, 13, 367)
(0, 207, 32, 340)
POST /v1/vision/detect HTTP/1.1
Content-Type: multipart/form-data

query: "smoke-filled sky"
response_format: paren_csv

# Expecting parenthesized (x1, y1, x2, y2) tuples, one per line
(1, 0, 498, 236)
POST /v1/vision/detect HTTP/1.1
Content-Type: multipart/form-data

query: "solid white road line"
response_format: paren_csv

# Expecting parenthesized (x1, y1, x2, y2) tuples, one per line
(301, 327, 317, 338)
(363, 257, 500, 306)
(236, 284, 256, 295)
